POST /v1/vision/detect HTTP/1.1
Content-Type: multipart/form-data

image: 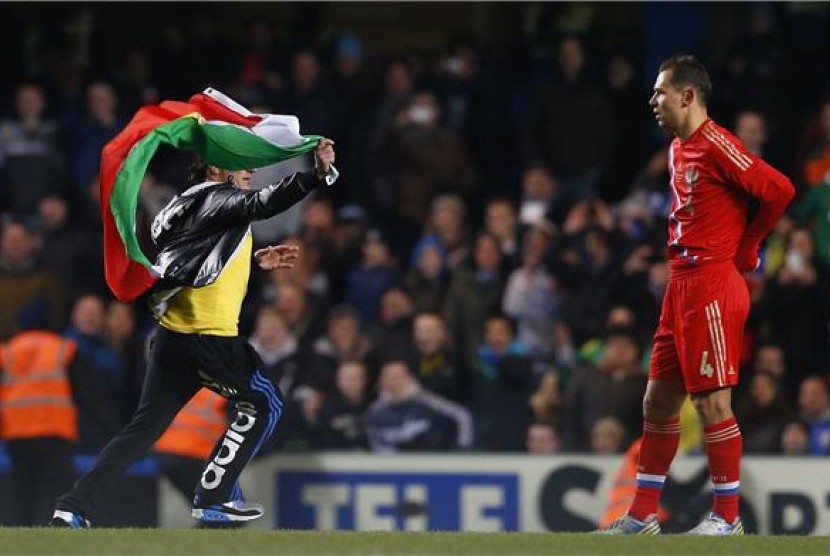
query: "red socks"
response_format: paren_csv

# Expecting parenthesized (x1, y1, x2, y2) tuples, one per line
(629, 417, 680, 521)
(704, 417, 742, 523)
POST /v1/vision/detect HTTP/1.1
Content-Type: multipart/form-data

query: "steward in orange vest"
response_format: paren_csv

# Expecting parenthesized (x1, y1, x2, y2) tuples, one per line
(0, 329, 80, 526)
(0, 330, 78, 441)
(155, 388, 228, 460)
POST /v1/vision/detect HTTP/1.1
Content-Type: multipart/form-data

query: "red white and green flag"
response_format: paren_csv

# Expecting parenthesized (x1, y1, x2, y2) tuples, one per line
(100, 88, 322, 301)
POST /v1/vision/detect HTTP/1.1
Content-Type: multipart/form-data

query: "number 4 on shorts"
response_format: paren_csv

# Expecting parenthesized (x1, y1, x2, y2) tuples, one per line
(699, 351, 715, 378)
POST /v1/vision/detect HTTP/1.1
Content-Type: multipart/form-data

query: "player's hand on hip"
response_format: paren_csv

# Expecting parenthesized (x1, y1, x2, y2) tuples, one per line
(254, 244, 300, 270)
(735, 242, 760, 272)
(314, 138, 335, 179)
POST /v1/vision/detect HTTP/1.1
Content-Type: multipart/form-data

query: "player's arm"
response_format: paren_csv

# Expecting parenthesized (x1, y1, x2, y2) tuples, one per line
(204, 139, 337, 226)
(710, 134, 795, 270)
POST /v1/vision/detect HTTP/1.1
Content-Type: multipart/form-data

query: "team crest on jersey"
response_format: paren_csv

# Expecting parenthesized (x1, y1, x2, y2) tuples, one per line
(683, 166, 699, 214)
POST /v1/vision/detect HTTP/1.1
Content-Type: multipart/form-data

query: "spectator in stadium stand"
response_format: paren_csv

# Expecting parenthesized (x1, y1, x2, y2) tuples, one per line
(69, 81, 125, 193)
(562, 327, 647, 452)
(526, 422, 560, 454)
(797, 98, 830, 188)
(733, 110, 768, 157)
(0, 314, 119, 525)
(443, 231, 508, 363)
(561, 225, 621, 348)
(472, 314, 535, 452)
(280, 50, 340, 146)
(104, 301, 147, 416)
(757, 214, 794, 280)
(794, 170, 830, 272)
(51, 140, 337, 528)
(113, 49, 160, 116)
(502, 223, 561, 359)
(366, 58, 416, 164)
(345, 229, 400, 325)
(310, 360, 371, 451)
(234, 20, 284, 108)
(250, 307, 303, 397)
(778, 419, 809, 455)
(64, 294, 127, 453)
(797, 375, 830, 455)
(370, 91, 476, 255)
(528, 370, 563, 430)
(576, 305, 652, 375)
(407, 312, 466, 405)
(274, 281, 327, 352)
(750, 341, 787, 378)
(247, 305, 332, 451)
(403, 236, 450, 314)
(0, 81, 68, 217)
(408, 193, 470, 278)
(299, 195, 337, 251)
(297, 197, 337, 294)
(327, 204, 369, 303)
(0, 217, 65, 341)
(280, 236, 331, 303)
(312, 304, 378, 379)
(366, 360, 472, 452)
(517, 168, 562, 232)
(591, 416, 627, 454)
(733, 370, 793, 453)
(523, 35, 615, 209)
(369, 287, 416, 365)
(754, 227, 830, 378)
(483, 196, 521, 269)
(36, 195, 106, 301)
(329, 33, 374, 200)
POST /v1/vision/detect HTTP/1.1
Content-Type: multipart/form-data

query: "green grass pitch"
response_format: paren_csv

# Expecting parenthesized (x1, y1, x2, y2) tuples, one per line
(0, 529, 828, 555)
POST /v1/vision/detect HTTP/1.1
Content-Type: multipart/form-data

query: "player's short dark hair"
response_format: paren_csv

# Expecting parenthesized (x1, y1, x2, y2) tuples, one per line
(659, 54, 712, 108)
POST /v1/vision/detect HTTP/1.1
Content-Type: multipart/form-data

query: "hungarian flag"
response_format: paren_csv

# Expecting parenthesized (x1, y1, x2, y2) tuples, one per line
(100, 88, 322, 301)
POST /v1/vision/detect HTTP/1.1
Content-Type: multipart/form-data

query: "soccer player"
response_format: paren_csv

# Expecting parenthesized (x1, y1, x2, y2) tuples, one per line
(50, 139, 337, 528)
(604, 55, 794, 535)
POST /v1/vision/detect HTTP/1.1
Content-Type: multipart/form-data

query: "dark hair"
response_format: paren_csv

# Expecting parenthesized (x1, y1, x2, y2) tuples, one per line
(658, 54, 712, 107)
(604, 326, 643, 359)
(486, 312, 517, 335)
(187, 155, 208, 184)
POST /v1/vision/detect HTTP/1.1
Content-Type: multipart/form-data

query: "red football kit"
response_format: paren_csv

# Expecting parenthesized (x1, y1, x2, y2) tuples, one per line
(649, 118, 794, 392)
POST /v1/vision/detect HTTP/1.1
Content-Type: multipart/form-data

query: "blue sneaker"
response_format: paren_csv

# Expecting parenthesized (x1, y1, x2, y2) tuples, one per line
(192, 500, 263, 523)
(601, 513, 661, 535)
(685, 512, 744, 535)
(50, 510, 91, 529)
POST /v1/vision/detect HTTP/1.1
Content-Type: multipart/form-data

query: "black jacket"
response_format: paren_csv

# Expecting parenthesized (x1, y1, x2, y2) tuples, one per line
(148, 169, 334, 313)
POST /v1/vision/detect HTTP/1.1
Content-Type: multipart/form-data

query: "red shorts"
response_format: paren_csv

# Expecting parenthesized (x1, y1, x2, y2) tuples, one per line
(649, 260, 750, 393)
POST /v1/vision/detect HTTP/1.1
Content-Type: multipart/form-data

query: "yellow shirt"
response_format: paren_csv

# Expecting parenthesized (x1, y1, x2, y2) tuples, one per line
(159, 232, 252, 336)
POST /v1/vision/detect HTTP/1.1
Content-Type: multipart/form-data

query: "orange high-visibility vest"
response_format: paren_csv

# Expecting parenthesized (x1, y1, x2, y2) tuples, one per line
(155, 388, 228, 460)
(0, 331, 78, 441)
(598, 438, 671, 529)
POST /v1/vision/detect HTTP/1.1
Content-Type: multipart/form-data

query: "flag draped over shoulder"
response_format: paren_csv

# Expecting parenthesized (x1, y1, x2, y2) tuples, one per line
(100, 88, 322, 301)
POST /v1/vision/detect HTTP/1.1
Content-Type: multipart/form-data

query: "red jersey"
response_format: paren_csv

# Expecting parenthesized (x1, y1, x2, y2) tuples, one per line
(666, 118, 794, 271)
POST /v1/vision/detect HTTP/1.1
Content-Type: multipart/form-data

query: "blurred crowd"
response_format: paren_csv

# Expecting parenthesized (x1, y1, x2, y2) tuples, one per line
(2, 3, 830, 460)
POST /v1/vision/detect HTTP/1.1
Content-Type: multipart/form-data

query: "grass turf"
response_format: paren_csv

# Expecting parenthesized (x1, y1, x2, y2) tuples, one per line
(0, 529, 828, 556)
